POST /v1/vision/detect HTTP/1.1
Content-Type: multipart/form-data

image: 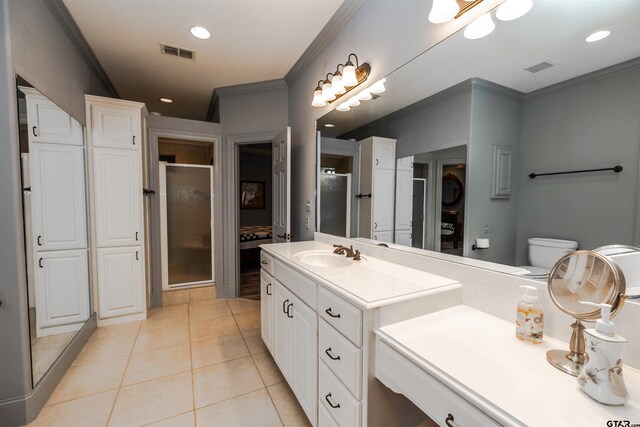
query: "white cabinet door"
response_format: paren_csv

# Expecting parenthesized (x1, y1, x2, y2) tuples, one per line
(26, 93, 83, 146)
(396, 155, 413, 171)
(373, 168, 395, 232)
(273, 281, 292, 380)
(90, 104, 140, 150)
(395, 229, 412, 246)
(395, 168, 414, 231)
(35, 249, 90, 335)
(289, 293, 318, 425)
(93, 147, 143, 247)
(97, 247, 145, 319)
(30, 143, 87, 251)
(261, 270, 274, 351)
(373, 140, 395, 169)
(373, 230, 393, 242)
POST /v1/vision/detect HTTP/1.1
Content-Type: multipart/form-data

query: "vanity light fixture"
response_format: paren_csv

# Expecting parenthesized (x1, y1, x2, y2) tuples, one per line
(159, 97, 174, 103)
(310, 53, 371, 107)
(190, 26, 210, 40)
(369, 78, 387, 94)
(336, 102, 350, 112)
(347, 96, 361, 108)
(495, 0, 533, 22)
(585, 30, 611, 43)
(463, 12, 495, 39)
(428, 0, 460, 24)
(358, 89, 372, 101)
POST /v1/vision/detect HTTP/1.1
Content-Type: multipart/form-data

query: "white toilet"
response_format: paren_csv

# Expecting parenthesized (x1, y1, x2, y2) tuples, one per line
(518, 238, 579, 279)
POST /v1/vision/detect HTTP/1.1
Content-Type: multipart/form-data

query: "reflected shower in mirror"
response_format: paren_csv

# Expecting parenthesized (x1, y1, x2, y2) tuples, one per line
(16, 76, 92, 386)
(316, 0, 640, 277)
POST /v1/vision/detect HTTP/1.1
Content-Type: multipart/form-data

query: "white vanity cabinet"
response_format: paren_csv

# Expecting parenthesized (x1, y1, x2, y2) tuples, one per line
(25, 90, 83, 146)
(86, 95, 147, 325)
(358, 137, 396, 242)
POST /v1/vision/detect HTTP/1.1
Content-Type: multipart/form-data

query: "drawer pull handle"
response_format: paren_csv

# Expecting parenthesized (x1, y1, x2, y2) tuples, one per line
(282, 299, 289, 314)
(261, 260, 267, 265)
(32, 126, 38, 137)
(325, 348, 341, 361)
(287, 302, 293, 318)
(38, 258, 43, 268)
(266, 283, 272, 295)
(325, 308, 341, 318)
(325, 393, 340, 409)
(445, 413, 459, 427)
(37, 235, 42, 246)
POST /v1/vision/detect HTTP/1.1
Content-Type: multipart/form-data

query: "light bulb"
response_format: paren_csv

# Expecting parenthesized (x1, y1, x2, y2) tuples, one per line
(322, 80, 336, 102)
(369, 78, 386, 94)
(358, 90, 372, 101)
(464, 13, 495, 40)
(336, 103, 350, 112)
(311, 87, 326, 107)
(428, 0, 460, 24)
(347, 97, 360, 107)
(342, 62, 358, 87)
(496, 0, 532, 21)
(332, 74, 346, 95)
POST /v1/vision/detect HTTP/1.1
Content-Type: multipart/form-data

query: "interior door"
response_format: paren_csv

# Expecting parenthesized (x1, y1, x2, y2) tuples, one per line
(272, 127, 291, 242)
(412, 178, 426, 249)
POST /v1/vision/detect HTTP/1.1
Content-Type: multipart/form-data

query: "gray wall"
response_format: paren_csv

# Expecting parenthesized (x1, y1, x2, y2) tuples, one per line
(467, 82, 523, 265)
(514, 64, 640, 265)
(239, 152, 272, 227)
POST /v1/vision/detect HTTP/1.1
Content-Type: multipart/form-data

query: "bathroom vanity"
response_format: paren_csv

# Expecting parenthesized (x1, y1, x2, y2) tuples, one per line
(260, 235, 640, 427)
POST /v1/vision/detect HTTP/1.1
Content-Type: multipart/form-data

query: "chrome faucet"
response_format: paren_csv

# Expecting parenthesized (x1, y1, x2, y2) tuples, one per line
(333, 244, 361, 261)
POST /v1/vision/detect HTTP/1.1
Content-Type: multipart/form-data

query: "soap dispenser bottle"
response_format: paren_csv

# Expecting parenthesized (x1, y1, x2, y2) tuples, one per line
(516, 285, 544, 344)
(577, 301, 629, 406)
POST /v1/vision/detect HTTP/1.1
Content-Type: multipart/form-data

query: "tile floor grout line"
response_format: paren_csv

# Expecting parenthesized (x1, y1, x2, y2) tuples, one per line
(265, 385, 287, 427)
(189, 300, 197, 427)
(106, 320, 142, 427)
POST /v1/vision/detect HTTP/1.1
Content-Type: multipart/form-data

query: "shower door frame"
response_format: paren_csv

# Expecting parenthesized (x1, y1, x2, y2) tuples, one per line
(159, 162, 215, 290)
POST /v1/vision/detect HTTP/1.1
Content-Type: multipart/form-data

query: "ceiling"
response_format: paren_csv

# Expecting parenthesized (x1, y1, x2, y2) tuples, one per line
(63, 0, 345, 120)
(318, 0, 640, 137)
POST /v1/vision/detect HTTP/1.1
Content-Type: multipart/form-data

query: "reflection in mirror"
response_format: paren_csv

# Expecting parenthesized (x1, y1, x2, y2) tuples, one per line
(17, 76, 92, 386)
(316, 0, 640, 277)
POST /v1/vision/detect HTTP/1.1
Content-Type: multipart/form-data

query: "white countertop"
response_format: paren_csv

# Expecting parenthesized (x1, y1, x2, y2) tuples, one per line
(260, 241, 460, 309)
(376, 305, 640, 426)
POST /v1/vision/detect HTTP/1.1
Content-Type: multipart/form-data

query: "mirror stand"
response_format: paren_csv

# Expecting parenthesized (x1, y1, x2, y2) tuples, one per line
(546, 319, 586, 376)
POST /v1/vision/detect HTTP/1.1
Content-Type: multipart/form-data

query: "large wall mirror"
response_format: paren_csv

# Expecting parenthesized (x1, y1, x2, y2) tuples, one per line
(16, 76, 92, 386)
(316, 0, 640, 277)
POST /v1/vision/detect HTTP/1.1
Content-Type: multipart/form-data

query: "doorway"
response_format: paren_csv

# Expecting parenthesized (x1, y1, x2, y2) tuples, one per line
(437, 161, 466, 256)
(412, 178, 427, 248)
(238, 142, 273, 299)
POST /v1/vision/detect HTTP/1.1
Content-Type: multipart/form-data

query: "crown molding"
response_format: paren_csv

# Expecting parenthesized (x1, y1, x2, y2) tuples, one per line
(45, 0, 119, 98)
(471, 78, 524, 102)
(524, 55, 640, 102)
(285, 0, 365, 85)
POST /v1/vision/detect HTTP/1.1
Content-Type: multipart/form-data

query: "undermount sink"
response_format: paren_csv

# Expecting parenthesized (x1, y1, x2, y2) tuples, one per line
(293, 250, 352, 268)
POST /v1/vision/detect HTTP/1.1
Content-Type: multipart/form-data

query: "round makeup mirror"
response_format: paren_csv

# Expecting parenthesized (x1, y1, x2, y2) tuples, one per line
(546, 250, 626, 376)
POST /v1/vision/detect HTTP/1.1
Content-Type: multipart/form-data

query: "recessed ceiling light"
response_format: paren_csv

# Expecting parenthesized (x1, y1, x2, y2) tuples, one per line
(585, 30, 610, 43)
(190, 26, 210, 40)
(159, 97, 173, 104)
(324, 123, 335, 128)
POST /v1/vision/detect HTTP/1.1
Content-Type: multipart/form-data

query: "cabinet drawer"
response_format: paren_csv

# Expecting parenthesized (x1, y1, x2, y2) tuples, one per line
(319, 319, 362, 399)
(318, 287, 362, 346)
(274, 259, 316, 309)
(376, 339, 499, 427)
(260, 251, 274, 276)
(319, 362, 360, 427)
(318, 400, 340, 427)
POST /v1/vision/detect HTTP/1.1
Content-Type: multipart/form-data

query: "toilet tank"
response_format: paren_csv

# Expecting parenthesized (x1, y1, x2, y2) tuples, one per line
(528, 238, 579, 269)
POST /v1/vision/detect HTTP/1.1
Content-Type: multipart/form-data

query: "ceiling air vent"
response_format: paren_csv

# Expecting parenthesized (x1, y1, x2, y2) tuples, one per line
(524, 61, 554, 73)
(160, 44, 195, 61)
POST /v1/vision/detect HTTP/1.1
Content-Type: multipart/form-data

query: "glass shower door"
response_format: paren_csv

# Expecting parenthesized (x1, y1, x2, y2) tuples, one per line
(160, 163, 214, 288)
(319, 173, 351, 237)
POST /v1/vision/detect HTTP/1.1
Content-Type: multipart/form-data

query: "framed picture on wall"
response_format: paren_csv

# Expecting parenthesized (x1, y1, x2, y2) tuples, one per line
(241, 181, 265, 209)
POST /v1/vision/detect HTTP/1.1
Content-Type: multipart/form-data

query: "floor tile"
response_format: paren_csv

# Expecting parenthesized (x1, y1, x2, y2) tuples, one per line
(144, 411, 195, 427)
(234, 310, 261, 331)
(48, 357, 127, 405)
(133, 324, 190, 354)
(268, 383, 311, 427)
(188, 301, 231, 322)
(189, 315, 239, 342)
(162, 289, 191, 306)
(89, 321, 141, 342)
(190, 298, 227, 307)
(195, 389, 282, 427)
(123, 343, 191, 386)
(191, 333, 249, 369)
(27, 390, 117, 427)
(73, 333, 136, 366)
(252, 351, 284, 387)
(140, 308, 189, 331)
(228, 298, 260, 315)
(109, 371, 193, 427)
(190, 286, 216, 301)
(242, 328, 268, 354)
(193, 356, 264, 408)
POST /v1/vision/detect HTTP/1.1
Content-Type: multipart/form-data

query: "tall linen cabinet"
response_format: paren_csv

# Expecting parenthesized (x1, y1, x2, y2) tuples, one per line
(86, 95, 148, 325)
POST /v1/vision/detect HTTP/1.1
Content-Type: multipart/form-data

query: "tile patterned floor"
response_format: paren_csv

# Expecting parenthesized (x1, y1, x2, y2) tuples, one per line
(27, 297, 311, 427)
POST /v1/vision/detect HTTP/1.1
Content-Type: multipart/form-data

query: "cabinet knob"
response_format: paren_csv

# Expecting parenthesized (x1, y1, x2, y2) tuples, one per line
(445, 413, 459, 427)
(325, 308, 341, 318)
(325, 393, 341, 409)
